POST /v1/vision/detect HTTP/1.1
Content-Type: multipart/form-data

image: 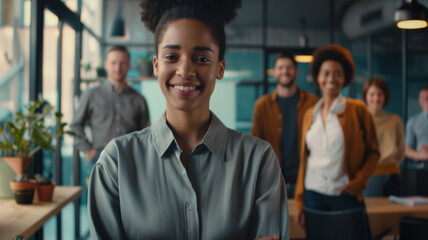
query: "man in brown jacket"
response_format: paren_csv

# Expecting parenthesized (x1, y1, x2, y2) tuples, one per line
(251, 52, 318, 198)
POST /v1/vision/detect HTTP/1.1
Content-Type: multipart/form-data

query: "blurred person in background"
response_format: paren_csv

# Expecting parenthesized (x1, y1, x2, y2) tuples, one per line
(70, 45, 150, 182)
(294, 44, 379, 229)
(252, 52, 318, 198)
(405, 86, 428, 167)
(362, 77, 404, 197)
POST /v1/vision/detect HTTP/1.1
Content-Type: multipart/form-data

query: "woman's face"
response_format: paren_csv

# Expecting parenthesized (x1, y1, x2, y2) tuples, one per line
(153, 19, 225, 113)
(317, 60, 345, 98)
(366, 85, 385, 112)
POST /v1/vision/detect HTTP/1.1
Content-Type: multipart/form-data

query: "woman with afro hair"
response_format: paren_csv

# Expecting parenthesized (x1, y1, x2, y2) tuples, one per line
(87, 0, 289, 239)
(294, 44, 379, 229)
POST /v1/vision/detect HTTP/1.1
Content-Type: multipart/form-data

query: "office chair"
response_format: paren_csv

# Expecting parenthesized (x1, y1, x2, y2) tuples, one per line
(400, 217, 428, 240)
(303, 207, 372, 240)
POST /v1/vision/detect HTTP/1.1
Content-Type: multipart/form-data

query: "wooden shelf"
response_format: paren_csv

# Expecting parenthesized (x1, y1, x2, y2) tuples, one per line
(0, 186, 82, 239)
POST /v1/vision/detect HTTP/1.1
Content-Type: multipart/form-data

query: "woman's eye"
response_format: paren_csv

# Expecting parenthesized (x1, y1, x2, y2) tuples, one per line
(164, 55, 177, 61)
(196, 57, 209, 63)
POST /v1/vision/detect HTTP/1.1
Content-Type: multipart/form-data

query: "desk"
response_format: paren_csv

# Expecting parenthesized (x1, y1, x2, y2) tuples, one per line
(0, 186, 81, 240)
(288, 197, 428, 239)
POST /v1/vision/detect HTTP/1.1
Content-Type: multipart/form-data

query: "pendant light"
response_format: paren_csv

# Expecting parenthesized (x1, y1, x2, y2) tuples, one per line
(111, 0, 126, 37)
(295, 18, 313, 63)
(394, 0, 428, 29)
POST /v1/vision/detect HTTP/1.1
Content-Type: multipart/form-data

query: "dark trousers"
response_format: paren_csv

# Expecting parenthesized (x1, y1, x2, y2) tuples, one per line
(304, 189, 365, 211)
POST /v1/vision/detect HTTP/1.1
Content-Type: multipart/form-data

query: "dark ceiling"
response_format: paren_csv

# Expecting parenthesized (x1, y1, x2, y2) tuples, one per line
(231, 0, 359, 29)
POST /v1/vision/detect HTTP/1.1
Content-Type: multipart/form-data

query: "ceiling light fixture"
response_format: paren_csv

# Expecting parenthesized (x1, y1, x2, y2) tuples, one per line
(295, 18, 313, 63)
(394, 0, 428, 29)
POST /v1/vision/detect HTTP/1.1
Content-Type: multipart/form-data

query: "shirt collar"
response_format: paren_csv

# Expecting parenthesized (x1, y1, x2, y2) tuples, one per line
(313, 94, 347, 116)
(151, 111, 228, 160)
(200, 112, 228, 160)
(101, 80, 129, 93)
(271, 88, 301, 102)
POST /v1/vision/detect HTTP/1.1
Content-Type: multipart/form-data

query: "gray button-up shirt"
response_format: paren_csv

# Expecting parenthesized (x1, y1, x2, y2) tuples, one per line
(88, 112, 289, 240)
(70, 81, 150, 151)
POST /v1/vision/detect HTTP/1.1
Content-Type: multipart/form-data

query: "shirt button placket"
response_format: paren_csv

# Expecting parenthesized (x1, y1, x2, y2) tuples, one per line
(186, 202, 199, 240)
(115, 102, 120, 134)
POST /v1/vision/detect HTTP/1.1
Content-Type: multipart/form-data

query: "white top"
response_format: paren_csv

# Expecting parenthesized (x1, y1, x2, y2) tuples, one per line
(305, 94, 348, 196)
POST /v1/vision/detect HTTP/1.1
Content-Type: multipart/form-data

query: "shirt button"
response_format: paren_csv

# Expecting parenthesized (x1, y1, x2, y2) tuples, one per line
(116, 128, 120, 133)
(189, 204, 193, 210)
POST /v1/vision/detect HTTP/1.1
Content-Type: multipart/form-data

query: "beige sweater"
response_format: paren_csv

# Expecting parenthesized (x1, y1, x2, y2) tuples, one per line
(371, 110, 405, 175)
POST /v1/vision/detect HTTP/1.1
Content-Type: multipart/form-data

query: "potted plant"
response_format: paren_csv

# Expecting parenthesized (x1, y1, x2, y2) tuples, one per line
(0, 100, 73, 204)
(35, 173, 55, 202)
(137, 51, 153, 77)
(80, 62, 92, 79)
(96, 54, 107, 78)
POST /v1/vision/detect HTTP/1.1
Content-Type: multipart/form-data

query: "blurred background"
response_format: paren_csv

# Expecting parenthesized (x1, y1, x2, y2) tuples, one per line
(1, 0, 427, 239)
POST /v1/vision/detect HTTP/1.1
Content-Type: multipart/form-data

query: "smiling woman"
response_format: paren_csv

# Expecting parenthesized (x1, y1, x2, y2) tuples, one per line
(294, 44, 380, 232)
(87, 0, 289, 239)
(361, 77, 405, 197)
(154, 19, 224, 117)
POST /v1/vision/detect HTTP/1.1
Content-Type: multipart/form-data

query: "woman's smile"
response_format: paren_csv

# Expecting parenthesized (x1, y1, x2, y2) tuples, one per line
(170, 82, 202, 96)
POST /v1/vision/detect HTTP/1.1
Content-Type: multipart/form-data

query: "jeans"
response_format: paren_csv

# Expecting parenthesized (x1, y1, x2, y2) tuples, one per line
(364, 174, 389, 197)
(364, 174, 402, 197)
(304, 189, 365, 211)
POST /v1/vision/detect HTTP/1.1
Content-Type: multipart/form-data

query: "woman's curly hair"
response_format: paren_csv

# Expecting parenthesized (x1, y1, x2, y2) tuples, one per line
(310, 44, 355, 88)
(140, 0, 241, 60)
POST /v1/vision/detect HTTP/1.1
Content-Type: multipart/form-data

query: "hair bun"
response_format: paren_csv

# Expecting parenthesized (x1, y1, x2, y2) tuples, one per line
(140, 0, 241, 32)
(202, 0, 242, 24)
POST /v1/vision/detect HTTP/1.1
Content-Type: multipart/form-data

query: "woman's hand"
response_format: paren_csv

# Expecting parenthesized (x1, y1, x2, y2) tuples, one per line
(338, 183, 350, 195)
(85, 147, 97, 162)
(254, 235, 280, 240)
(295, 210, 305, 229)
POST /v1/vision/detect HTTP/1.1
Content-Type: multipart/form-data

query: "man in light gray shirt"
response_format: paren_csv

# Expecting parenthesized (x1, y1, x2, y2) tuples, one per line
(70, 45, 150, 175)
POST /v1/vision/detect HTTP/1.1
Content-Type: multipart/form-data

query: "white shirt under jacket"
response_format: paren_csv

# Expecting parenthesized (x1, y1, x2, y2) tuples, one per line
(305, 94, 349, 196)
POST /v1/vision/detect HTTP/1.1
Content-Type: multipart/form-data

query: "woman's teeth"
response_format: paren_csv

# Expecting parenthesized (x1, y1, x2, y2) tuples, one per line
(174, 85, 196, 91)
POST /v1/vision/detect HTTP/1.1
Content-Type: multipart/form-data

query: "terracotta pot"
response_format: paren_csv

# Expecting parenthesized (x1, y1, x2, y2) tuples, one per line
(36, 182, 55, 202)
(10, 179, 37, 191)
(2, 156, 32, 177)
(10, 179, 37, 204)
